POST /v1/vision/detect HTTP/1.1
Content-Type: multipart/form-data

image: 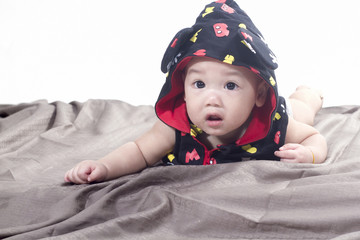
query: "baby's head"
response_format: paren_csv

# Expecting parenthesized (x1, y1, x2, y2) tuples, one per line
(183, 57, 268, 138)
(156, 0, 279, 143)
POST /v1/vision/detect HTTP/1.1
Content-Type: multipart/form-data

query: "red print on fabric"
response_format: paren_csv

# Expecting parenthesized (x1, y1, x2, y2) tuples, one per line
(204, 157, 217, 165)
(185, 149, 201, 163)
(209, 158, 217, 165)
(241, 32, 253, 41)
(274, 131, 281, 144)
(250, 66, 260, 75)
(213, 23, 229, 37)
(221, 4, 235, 14)
(171, 38, 178, 48)
(194, 49, 207, 56)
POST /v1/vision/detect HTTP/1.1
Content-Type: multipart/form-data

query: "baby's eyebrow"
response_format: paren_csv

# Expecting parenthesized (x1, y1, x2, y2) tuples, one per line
(225, 70, 242, 76)
(185, 68, 204, 75)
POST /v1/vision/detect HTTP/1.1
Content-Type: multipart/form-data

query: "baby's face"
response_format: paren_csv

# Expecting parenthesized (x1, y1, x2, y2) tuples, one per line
(184, 57, 266, 141)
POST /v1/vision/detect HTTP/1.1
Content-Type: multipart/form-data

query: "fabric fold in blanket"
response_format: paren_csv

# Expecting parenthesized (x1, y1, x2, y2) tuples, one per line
(0, 100, 360, 239)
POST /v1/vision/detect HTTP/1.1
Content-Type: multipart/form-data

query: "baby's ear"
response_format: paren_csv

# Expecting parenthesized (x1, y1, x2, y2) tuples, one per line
(161, 27, 194, 73)
(255, 82, 269, 107)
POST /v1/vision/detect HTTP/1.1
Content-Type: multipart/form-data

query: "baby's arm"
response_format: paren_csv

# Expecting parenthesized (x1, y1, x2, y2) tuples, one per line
(64, 120, 175, 184)
(274, 117, 327, 163)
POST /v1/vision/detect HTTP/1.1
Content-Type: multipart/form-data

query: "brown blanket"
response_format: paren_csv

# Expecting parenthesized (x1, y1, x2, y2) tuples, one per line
(0, 99, 359, 239)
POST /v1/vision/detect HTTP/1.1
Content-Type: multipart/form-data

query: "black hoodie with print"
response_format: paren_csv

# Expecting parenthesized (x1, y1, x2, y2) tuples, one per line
(155, 0, 288, 165)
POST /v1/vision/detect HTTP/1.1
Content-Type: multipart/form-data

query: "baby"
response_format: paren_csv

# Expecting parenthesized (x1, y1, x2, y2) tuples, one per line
(65, 0, 327, 184)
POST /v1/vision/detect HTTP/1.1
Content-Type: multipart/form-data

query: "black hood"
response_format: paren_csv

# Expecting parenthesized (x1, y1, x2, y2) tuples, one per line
(156, 0, 280, 145)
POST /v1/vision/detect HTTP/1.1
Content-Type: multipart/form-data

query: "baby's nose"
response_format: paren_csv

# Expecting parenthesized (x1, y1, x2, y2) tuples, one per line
(205, 91, 222, 107)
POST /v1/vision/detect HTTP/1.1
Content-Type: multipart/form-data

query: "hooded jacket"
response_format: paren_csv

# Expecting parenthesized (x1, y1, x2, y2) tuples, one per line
(155, 0, 288, 165)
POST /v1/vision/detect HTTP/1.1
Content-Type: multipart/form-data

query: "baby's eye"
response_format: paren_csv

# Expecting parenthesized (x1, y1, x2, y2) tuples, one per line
(225, 82, 238, 90)
(194, 81, 205, 89)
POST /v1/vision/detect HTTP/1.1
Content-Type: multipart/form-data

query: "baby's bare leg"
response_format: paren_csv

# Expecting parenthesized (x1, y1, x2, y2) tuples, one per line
(289, 86, 323, 126)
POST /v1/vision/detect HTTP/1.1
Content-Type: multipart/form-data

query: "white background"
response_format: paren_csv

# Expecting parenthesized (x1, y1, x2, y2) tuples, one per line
(1, 0, 359, 107)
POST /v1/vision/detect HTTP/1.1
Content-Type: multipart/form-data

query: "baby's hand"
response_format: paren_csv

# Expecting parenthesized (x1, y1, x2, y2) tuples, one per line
(64, 160, 108, 184)
(274, 143, 314, 163)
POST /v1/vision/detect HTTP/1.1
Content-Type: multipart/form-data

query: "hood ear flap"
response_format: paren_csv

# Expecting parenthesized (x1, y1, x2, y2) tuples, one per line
(161, 27, 194, 73)
(237, 28, 278, 70)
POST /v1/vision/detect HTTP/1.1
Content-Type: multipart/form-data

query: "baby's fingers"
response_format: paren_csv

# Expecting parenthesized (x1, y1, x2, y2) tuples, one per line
(274, 150, 299, 163)
(279, 143, 301, 151)
(64, 169, 72, 182)
(87, 166, 106, 183)
(65, 165, 91, 184)
(76, 165, 93, 182)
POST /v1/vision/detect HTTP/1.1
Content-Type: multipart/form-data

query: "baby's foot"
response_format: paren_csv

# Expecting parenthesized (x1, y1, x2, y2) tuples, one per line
(295, 85, 324, 112)
(296, 85, 324, 100)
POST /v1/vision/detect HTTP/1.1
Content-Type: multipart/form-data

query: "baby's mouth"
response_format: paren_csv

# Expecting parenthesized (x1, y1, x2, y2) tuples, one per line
(207, 115, 222, 121)
(206, 114, 223, 127)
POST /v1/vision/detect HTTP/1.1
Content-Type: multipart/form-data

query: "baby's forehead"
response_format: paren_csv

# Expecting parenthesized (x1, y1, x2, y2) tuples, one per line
(186, 57, 244, 72)
(184, 57, 261, 81)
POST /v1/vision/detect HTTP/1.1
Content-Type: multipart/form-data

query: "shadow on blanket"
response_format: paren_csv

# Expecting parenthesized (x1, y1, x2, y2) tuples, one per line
(0, 99, 360, 239)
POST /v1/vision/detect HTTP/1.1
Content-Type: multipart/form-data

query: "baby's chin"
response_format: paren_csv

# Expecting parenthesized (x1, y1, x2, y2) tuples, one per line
(203, 129, 244, 144)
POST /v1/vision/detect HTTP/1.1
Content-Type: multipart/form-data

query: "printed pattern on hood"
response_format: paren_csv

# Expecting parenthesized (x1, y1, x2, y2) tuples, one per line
(155, 0, 289, 164)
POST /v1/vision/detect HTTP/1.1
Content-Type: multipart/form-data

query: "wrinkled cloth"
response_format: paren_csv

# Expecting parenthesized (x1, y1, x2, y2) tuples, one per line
(0, 100, 360, 239)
